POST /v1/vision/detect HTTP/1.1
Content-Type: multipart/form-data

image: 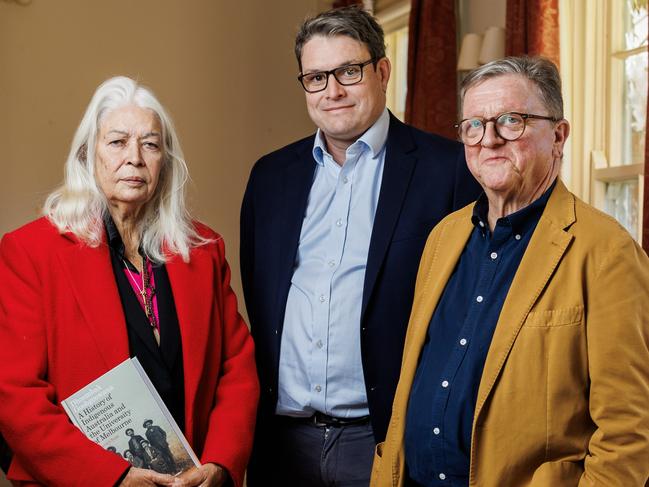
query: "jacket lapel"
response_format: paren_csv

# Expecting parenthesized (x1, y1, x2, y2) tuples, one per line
(165, 248, 213, 440)
(57, 238, 130, 369)
(473, 181, 576, 422)
(362, 115, 417, 319)
(274, 140, 317, 330)
(403, 211, 475, 364)
(384, 209, 474, 480)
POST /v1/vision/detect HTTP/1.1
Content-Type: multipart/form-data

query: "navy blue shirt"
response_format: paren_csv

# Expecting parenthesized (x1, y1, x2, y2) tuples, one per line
(404, 182, 555, 486)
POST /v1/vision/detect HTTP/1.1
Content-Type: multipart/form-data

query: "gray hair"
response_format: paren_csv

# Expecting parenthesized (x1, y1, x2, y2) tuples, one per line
(460, 56, 564, 119)
(295, 6, 385, 72)
(44, 76, 207, 263)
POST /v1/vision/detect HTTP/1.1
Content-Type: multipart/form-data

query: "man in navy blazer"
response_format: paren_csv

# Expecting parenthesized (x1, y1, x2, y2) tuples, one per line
(240, 6, 481, 486)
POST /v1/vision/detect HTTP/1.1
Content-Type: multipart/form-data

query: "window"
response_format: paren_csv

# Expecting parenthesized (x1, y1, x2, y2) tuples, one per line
(593, 0, 647, 240)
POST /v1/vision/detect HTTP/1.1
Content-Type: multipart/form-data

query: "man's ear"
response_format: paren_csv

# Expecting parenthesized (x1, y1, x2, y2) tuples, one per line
(552, 119, 570, 159)
(377, 57, 391, 92)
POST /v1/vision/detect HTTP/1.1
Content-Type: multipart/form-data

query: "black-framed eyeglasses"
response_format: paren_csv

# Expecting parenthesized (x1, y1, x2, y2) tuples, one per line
(298, 58, 377, 93)
(454, 112, 560, 146)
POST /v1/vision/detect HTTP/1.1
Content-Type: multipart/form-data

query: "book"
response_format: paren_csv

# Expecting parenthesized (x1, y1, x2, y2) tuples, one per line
(61, 357, 200, 476)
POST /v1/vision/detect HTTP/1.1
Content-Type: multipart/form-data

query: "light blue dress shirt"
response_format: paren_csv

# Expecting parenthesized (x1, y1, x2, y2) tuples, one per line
(276, 108, 390, 419)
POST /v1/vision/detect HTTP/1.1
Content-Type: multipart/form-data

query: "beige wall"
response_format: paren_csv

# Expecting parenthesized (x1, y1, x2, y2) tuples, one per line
(0, 0, 319, 315)
(459, 0, 506, 37)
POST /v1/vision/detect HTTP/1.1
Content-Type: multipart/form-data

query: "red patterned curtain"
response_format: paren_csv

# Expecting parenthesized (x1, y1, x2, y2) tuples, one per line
(505, 0, 560, 67)
(404, 0, 457, 139)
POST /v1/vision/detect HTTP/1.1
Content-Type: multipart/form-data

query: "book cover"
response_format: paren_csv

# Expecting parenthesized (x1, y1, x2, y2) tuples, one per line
(61, 358, 200, 475)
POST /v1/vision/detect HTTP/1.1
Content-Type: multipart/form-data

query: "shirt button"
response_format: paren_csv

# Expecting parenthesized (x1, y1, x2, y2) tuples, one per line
(515, 234, 522, 240)
(433, 427, 440, 435)
(328, 260, 336, 267)
(316, 339, 323, 349)
(336, 219, 343, 227)
(490, 252, 498, 259)
(441, 380, 449, 388)
(343, 177, 349, 184)
(479, 221, 485, 227)
(315, 385, 322, 392)
(459, 338, 467, 346)
(476, 295, 484, 303)
(319, 294, 326, 303)
(439, 473, 446, 480)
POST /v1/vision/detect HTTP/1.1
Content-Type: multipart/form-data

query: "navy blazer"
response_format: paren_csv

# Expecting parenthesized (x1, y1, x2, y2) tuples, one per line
(240, 114, 481, 442)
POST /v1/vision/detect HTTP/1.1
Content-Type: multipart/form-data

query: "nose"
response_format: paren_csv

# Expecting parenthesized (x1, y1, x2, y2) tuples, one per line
(480, 120, 505, 148)
(125, 140, 144, 166)
(324, 73, 345, 99)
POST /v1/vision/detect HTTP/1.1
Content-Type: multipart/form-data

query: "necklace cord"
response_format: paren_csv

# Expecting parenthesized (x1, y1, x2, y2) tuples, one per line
(122, 256, 161, 345)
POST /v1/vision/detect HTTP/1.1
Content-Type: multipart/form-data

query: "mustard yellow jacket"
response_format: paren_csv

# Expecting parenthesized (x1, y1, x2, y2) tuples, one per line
(371, 181, 649, 487)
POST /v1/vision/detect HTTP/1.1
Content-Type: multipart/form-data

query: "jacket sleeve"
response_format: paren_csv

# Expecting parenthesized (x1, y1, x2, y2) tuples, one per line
(199, 236, 260, 487)
(0, 232, 129, 487)
(579, 235, 649, 486)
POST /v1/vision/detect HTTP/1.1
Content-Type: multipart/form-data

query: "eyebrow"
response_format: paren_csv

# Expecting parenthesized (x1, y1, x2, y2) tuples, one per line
(105, 130, 129, 137)
(104, 130, 161, 139)
(303, 60, 362, 73)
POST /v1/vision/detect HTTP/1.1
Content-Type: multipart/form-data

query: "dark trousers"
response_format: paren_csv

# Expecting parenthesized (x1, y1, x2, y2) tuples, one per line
(247, 415, 375, 487)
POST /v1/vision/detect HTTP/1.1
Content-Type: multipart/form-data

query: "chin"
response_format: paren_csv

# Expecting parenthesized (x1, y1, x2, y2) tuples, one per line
(115, 194, 150, 205)
(326, 121, 365, 138)
(480, 177, 518, 194)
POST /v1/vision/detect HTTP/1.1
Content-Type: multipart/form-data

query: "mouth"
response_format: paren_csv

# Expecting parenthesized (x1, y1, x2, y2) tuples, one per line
(482, 156, 508, 165)
(322, 105, 354, 112)
(120, 177, 146, 186)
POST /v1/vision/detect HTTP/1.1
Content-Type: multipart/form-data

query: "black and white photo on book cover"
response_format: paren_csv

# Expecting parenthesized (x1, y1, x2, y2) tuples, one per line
(61, 357, 200, 476)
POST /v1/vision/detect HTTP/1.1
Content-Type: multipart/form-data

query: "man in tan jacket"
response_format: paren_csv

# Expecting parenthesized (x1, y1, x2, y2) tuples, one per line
(371, 56, 649, 487)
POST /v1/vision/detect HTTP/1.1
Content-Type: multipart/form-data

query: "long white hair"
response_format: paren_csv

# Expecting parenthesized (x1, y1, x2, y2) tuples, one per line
(44, 76, 207, 262)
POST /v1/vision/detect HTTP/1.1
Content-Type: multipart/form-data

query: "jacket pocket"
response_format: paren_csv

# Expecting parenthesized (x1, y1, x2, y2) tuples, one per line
(522, 306, 584, 328)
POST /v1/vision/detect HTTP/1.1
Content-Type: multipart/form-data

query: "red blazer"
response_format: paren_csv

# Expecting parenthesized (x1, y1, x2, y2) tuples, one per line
(0, 217, 259, 487)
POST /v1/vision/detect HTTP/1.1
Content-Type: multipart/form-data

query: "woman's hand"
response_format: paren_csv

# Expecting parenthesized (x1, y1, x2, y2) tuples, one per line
(119, 467, 177, 486)
(172, 464, 228, 487)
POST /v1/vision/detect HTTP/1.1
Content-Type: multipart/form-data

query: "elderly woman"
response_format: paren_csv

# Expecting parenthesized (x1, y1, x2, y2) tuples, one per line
(0, 77, 259, 487)
(371, 57, 649, 486)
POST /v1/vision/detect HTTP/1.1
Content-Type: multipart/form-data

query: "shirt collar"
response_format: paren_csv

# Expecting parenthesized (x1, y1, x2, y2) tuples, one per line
(104, 212, 126, 259)
(312, 107, 390, 166)
(471, 178, 558, 237)
(103, 213, 146, 269)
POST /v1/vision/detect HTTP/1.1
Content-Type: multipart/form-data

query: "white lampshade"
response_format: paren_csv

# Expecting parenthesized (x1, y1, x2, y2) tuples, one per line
(457, 33, 483, 71)
(478, 26, 505, 65)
